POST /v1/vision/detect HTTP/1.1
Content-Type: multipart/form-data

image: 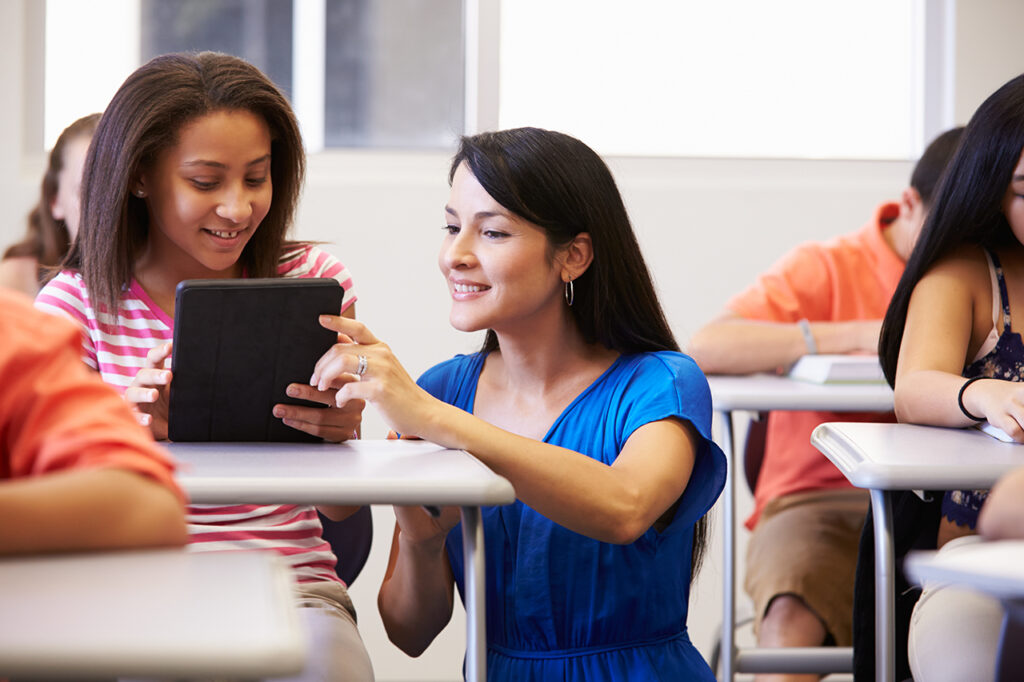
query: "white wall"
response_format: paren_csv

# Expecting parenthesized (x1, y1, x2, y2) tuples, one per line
(3, 1, 1024, 680)
(954, 0, 1024, 123)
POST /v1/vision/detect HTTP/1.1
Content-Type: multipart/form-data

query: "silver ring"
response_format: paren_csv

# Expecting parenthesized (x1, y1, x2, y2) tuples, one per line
(356, 354, 368, 376)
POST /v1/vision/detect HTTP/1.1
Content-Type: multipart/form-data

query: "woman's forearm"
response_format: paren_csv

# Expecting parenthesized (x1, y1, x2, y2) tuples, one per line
(427, 408, 694, 544)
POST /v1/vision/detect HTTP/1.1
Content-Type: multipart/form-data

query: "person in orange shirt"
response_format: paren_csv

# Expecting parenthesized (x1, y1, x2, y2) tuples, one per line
(0, 288, 186, 554)
(687, 127, 962, 682)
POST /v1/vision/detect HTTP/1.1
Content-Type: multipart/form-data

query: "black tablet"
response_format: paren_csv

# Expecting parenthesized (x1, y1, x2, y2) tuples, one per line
(168, 278, 345, 442)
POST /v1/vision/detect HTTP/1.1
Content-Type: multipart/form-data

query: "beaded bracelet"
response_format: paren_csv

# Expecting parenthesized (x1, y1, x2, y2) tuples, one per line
(797, 318, 817, 355)
(957, 376, 988, 421)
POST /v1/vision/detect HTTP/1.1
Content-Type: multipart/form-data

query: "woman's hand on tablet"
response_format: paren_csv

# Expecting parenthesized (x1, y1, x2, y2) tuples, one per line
(311, 315, 447, 443)
(124, 342, 173, 440)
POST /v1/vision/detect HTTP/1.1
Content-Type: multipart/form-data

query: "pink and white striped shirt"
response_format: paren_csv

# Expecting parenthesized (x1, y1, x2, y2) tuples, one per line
(35, 245, 357, 585)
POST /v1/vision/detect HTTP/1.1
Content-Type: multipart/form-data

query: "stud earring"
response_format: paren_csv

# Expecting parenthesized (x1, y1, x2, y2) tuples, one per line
(134, 189, 146, 198)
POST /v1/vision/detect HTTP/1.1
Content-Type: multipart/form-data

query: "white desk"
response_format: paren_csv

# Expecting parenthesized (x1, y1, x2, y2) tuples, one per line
(811, 421, 1024, 682)
(906, 540, 1024, 682)
(169, 439, 516, 682)
(905, 539, 1024, 601)
(708, 374, 894, 681)
(0, 548, 305, 679)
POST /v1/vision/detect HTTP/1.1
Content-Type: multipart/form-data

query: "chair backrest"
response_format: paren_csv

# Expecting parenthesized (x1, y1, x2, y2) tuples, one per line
(743, 411, 770, 494)
(317, 506, 373, 586)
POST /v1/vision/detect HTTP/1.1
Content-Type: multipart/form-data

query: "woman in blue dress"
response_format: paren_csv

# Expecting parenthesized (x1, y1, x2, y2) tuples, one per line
(312, 127, 727, 680)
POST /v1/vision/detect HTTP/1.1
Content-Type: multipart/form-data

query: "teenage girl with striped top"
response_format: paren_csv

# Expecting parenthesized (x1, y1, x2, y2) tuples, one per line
(35, 52, 373, 682)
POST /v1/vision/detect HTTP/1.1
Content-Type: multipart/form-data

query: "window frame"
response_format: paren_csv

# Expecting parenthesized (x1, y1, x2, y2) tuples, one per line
(29, 0, 952, 162)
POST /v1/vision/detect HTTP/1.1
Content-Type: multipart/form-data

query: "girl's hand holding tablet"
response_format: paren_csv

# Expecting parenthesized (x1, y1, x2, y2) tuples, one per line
(123, 342, 173, 439)
(275, 376, 365, 442)
(120, 337, 367, 443)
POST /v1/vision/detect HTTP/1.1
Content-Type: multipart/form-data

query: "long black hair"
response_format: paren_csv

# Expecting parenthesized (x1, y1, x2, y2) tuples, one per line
(449, 128, 718, 574)
(450, 127, 679, 355)
(880, 74, 1024, 385)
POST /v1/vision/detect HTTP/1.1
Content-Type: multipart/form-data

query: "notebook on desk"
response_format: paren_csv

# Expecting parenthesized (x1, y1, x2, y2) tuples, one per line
(788, 354, 887, 384)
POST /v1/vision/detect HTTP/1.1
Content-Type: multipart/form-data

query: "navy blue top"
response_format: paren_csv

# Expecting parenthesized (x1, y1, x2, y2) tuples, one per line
(946, 250, 1024, 528)
(417, 351, 727, 681)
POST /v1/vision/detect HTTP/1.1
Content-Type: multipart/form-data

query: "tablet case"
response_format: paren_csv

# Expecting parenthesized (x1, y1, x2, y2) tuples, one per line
(168, 278, 345, 442)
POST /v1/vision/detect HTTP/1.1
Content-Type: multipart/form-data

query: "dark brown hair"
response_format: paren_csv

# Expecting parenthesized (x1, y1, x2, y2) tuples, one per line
(64, 52, 305, 312)
(880, 76, 1024, 385)
(4, 113, 100, 280)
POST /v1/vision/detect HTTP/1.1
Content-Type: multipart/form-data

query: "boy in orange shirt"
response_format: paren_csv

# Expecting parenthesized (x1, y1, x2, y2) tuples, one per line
(0, 289, 186, 554)
(688, 128, 962, 681)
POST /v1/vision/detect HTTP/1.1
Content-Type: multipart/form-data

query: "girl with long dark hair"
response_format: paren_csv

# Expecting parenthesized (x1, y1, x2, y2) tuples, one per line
(878, 72, 1024, 681)
(35, 52, 372, 681)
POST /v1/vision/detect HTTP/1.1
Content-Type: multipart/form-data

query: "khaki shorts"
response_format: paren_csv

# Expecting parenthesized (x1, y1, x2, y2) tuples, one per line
(744, 489, 869, 646)
(289, 580, 375, 682)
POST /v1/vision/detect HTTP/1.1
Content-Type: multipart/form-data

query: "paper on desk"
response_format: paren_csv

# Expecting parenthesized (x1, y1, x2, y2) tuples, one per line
(975, 421, 1020, 443)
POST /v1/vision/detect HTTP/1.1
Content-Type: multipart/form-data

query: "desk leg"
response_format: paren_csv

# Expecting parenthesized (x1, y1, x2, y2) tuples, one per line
(996, 599, 1024, 682)
(720, 411, 736, 682)
(461, 506, 486, 682)
(870, 489, 894, 682)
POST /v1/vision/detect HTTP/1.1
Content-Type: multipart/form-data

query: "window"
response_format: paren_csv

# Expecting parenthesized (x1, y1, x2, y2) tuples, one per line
(141, 0, 294, 101)
(498, 0, 929, 159)
(44, 0, 139, 149)
(44, 0, 464, 151)
(44, 0, 949, 158)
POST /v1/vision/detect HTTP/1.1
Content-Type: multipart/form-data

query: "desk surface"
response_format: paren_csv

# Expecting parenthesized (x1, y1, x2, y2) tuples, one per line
(171, 439, 516, 507)
(811, 421, 1024, 490)
(905, 540, 1024, 601)
(0, 549, 305, 678)
(170, 438, 514, 682)
(708, 374, 893, 412)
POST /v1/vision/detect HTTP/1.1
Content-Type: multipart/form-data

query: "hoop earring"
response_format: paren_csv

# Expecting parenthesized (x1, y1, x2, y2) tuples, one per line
(564, 279, 574, 307)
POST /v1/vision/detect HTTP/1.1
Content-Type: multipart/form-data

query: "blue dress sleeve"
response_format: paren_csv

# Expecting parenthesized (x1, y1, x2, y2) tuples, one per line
(416, 353, 486, 410)
(621, 353, 727, 534)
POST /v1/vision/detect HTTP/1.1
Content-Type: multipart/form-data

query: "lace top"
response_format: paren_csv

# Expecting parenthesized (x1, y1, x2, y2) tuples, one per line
(944, 249, 1024, 527)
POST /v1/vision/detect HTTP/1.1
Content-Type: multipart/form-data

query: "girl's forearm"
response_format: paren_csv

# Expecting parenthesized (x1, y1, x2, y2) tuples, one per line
(378, 527, 456, 656)
(894, 369, 981, 426)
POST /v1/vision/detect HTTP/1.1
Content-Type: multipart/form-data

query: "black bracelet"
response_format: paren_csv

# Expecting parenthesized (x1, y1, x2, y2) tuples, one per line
(957, 376, 989, 421)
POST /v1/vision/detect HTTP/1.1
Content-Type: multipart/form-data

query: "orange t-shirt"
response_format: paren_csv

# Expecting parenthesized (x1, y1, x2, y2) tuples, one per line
(0, 288, 183, 500)
(726, 203, 903, 529)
